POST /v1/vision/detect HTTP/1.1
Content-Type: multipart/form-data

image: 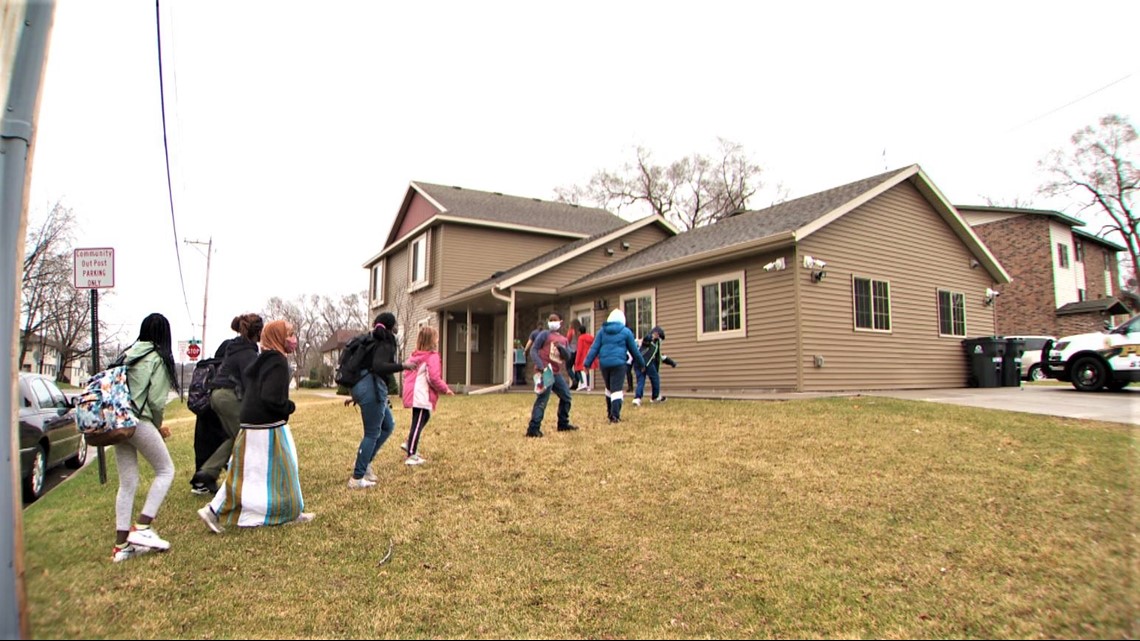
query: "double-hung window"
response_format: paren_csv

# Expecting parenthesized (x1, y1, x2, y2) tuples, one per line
(937, 289, 966, 337)
(409, 233, 429, 290)
(696, 271, 746, 340)
(854, 277, 891, 332)
(370, 261, 385, 306)
(621, 290, 655, 339)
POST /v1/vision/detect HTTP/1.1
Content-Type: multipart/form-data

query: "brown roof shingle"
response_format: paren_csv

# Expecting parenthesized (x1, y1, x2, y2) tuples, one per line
(413, 182, 626, 237)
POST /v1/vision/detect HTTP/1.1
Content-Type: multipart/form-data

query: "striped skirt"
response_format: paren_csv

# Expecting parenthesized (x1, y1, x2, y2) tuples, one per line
(210, 422, 304, 527)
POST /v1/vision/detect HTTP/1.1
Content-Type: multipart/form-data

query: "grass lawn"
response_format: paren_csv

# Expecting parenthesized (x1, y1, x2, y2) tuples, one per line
(20, 391, 1138, 639)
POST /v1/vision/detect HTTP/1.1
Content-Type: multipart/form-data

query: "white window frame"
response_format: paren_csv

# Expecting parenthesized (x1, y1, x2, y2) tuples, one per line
(620, 289, 656, 339)
(936, 289, 967, 338)
(456, 322, 479, 353)
(409, 232, 430, 291)
(853, 276, 892, 333)
(1057, 243, 1070, 269)
(696, 270, 747, 341)
(571, 306, 595, 336)
(370, 260, 385, 306)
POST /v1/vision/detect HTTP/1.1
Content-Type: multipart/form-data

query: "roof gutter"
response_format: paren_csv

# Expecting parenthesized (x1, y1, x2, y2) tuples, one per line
(469, 286, 516, 395)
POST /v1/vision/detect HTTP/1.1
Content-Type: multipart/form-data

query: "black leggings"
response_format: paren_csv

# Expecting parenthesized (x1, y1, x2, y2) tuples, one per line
(405, 407, 431, 456)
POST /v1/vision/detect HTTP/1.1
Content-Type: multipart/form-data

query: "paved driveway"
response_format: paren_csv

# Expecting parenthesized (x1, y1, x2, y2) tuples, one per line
(866, 385, 1139, 425)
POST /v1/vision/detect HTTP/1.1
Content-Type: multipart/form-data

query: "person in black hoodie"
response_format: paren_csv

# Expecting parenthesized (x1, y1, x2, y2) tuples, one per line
(347, 312, 408, 489)
(190, 313, 262, 494)
(633, 326, 676, 406)
(197, 319, 312, 531)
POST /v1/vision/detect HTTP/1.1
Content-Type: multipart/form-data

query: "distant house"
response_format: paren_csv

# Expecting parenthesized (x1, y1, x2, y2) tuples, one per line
(318, 328, 363, 384)
(365, 166, 1009, 393)
(18, 332, 87, 383)
(959, 206, 1129, 337)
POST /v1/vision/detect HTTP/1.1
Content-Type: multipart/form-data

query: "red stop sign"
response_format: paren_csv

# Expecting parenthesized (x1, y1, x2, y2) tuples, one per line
(187, 344, 201, 360)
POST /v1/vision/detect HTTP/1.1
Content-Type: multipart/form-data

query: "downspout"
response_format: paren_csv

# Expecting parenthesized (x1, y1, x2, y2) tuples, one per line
(470, 286, 515, 395)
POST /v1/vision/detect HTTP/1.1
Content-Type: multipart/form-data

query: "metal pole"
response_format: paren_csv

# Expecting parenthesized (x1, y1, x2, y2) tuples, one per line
(184, 237, 212, 356)
(91, 289, 106, 485)
(1, 3, 58, 638)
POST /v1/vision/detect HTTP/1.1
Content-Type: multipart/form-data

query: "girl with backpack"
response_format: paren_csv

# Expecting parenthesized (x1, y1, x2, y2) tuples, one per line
(111, 313, 180, 562)
(347, 312, 408, 489)
(400, 326, 454, 465)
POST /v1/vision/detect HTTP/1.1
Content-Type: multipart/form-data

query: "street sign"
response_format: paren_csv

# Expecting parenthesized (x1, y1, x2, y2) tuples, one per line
(187, 343, 201, 360)
(73, 247, 115, 289)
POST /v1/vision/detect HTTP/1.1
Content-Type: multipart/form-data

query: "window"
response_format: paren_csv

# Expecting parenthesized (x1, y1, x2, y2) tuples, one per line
(455, 323, 479, 353)
(1105, 250, 1114, 296)
(696, 271, 746, 340)
(1057, 243, 1070, 269)
(409, 233, 429, 289)
(853, 277, 891, 332)
(1077, 288, 1087, 301)
(370, 261, 384, 305)
(937, 289, 966, 337)
(621, 290, 655, 339)
(1074, 239, 1084, 263)
(572, 307, 594, 335)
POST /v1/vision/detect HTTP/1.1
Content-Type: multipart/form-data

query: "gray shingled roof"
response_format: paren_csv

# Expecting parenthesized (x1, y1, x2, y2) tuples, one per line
(1056, 298, 1130, 316)
(568, 166, 913, 286)
(413, 182, 626, 237)
(955, 204, 1087, 229)
(1073, 228, 1127, 251)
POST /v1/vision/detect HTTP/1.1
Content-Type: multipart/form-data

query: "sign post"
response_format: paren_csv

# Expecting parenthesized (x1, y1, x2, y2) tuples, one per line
(74, 248, 114, 484)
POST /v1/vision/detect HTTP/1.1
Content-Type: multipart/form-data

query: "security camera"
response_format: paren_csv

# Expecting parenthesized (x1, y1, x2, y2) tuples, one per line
(763, 257, 787, 272)
(803, 256, 826, 270)
(985, 288, 1000, 298)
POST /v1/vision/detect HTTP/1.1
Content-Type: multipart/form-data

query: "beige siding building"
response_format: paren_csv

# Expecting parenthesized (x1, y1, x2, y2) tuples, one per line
(364, 166, 1011, 393)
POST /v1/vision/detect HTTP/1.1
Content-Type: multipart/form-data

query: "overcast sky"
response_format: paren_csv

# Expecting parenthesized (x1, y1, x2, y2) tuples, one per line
(26, 0, 1139, 357)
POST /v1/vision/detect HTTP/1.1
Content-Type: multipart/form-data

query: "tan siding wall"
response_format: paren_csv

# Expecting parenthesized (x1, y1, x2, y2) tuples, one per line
(444, 313, 494, 385)
(574, 252, 799, 392)
(438, 224, 566, 298)
(798, 182, 997, 391)
(525, 225, 672, 290)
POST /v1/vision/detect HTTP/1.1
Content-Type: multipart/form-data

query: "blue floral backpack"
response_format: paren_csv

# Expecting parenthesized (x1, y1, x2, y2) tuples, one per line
(75, 348, 154, 447)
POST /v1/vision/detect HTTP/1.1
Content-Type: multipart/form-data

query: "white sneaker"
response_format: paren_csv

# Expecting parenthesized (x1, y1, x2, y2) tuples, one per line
(126, 526, 170, 551)
(293, 512, 315, 524)
(632, 398, 642, 406)
(399, 442, 409, 454)
(365, 464, 379, 482)
(197, 505, 224, 534)
(347, 476, 377, 490)
(405, 454, 427, 466)
(111, 543, 153, 563)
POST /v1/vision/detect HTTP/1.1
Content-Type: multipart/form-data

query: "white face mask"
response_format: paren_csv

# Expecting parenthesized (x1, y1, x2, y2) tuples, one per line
(548, 320, 561, 331)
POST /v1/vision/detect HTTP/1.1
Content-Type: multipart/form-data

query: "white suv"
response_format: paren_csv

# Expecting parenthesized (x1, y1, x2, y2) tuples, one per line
(1043, 314, 1140, 392)
(1005, 335, 1055, 382)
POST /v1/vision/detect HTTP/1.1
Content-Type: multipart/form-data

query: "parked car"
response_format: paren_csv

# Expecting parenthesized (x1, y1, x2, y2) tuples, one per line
(1043, 314, 1140, 392)
(1004, 335, 1056, 381)
(17, 372, 87, 502)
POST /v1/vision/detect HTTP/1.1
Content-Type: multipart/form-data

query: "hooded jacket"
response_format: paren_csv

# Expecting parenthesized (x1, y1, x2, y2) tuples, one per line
(213, 336, 259, 392)
(239, 350, 296, 427)
(402, 349, 452, 410)
(124, 341, 172, 428)
(639, 326, 665, 367)
(584, 310, 646, 371)
(368, 323, 404, 385)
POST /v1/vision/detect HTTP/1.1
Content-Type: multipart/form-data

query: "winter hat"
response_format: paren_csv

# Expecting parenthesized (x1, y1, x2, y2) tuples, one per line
(607, 309, 626, 325)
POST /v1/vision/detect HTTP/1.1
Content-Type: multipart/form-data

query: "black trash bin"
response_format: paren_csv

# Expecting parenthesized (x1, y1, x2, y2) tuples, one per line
(962, 337, 1005, 388)
(1002, 337, 1025, 387)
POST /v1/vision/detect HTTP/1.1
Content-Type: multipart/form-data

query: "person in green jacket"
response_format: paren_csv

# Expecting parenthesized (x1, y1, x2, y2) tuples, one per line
(112, 313, 180, 563)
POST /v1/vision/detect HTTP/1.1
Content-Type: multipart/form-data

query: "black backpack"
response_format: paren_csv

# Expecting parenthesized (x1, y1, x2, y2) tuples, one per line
(187, 356, 223, 415)
(334, 332, 376, 387)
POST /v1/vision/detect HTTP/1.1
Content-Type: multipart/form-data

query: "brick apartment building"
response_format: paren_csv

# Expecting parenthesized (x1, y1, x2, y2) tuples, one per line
(959, 205, 1130, 337)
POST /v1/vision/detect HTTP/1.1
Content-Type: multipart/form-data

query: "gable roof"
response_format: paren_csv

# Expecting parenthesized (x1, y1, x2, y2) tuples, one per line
(562, 165, 1009, 292)
(367, 182, 628, 265)
(318, 328, 361, 353)
(433, 214, 676, 309)
(956, 204, 1086, 228)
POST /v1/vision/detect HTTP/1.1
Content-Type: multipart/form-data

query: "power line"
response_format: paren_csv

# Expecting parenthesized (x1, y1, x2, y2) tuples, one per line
(1007, 73, 1134, 133)
(154, 0, 194, 328)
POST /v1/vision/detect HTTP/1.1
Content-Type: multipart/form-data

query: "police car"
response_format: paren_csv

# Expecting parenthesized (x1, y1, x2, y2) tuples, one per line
(1042, 314, 1140, 392)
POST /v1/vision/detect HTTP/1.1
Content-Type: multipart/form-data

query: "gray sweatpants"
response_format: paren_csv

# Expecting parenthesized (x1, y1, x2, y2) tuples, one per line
(113, 420, 175, 532)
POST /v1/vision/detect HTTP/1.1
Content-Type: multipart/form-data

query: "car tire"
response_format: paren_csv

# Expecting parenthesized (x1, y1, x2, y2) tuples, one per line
(1107, 379, 1131, 392)
(1028, 365, 1047, 382)
(1070, 355, 1109, 392)
(23, 444, 46, 503)
(64, 434, 88, 469)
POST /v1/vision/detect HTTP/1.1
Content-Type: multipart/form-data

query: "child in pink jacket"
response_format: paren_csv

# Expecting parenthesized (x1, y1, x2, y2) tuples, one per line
(401, 326, 453, 465)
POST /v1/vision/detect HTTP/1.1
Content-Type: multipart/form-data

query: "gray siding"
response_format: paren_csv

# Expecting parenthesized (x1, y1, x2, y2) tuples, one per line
(798, 182, 997, 391)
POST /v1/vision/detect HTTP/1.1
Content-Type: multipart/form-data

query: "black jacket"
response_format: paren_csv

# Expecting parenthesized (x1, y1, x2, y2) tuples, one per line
(213, 336, 259, 393)
(368, 325, 403, 384)
(239, 350, 295, 427)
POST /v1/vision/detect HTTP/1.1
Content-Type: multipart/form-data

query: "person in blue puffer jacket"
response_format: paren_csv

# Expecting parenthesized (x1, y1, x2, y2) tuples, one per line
(583, 309, 646, 423)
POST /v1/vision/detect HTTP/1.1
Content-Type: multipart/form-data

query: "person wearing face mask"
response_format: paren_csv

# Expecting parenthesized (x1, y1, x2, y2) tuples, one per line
(197, 319, 313, 532)
(525, 311, 578, 437)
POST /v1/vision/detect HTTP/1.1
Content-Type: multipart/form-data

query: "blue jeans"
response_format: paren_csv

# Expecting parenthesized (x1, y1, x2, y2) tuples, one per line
(528, 370, 572, 432)
(635, 363, 661, 400)
(351, 373, 395, 479)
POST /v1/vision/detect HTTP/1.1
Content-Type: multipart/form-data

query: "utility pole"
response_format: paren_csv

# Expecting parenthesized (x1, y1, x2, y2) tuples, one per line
(184, 237, 213, 355)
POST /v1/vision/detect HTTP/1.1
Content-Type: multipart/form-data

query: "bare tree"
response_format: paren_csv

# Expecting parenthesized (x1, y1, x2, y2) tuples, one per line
(319, 291, 369, 335)
(20, 203, 77, 368)
(264, 294, 327, 384)
(1039, 114, 1138, 291)
(555, 138, 767, 231)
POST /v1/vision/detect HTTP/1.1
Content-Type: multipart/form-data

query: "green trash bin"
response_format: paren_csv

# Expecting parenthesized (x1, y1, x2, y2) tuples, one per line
(1002, 337, 1025, 387)
(962, 337, 1005, 388)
